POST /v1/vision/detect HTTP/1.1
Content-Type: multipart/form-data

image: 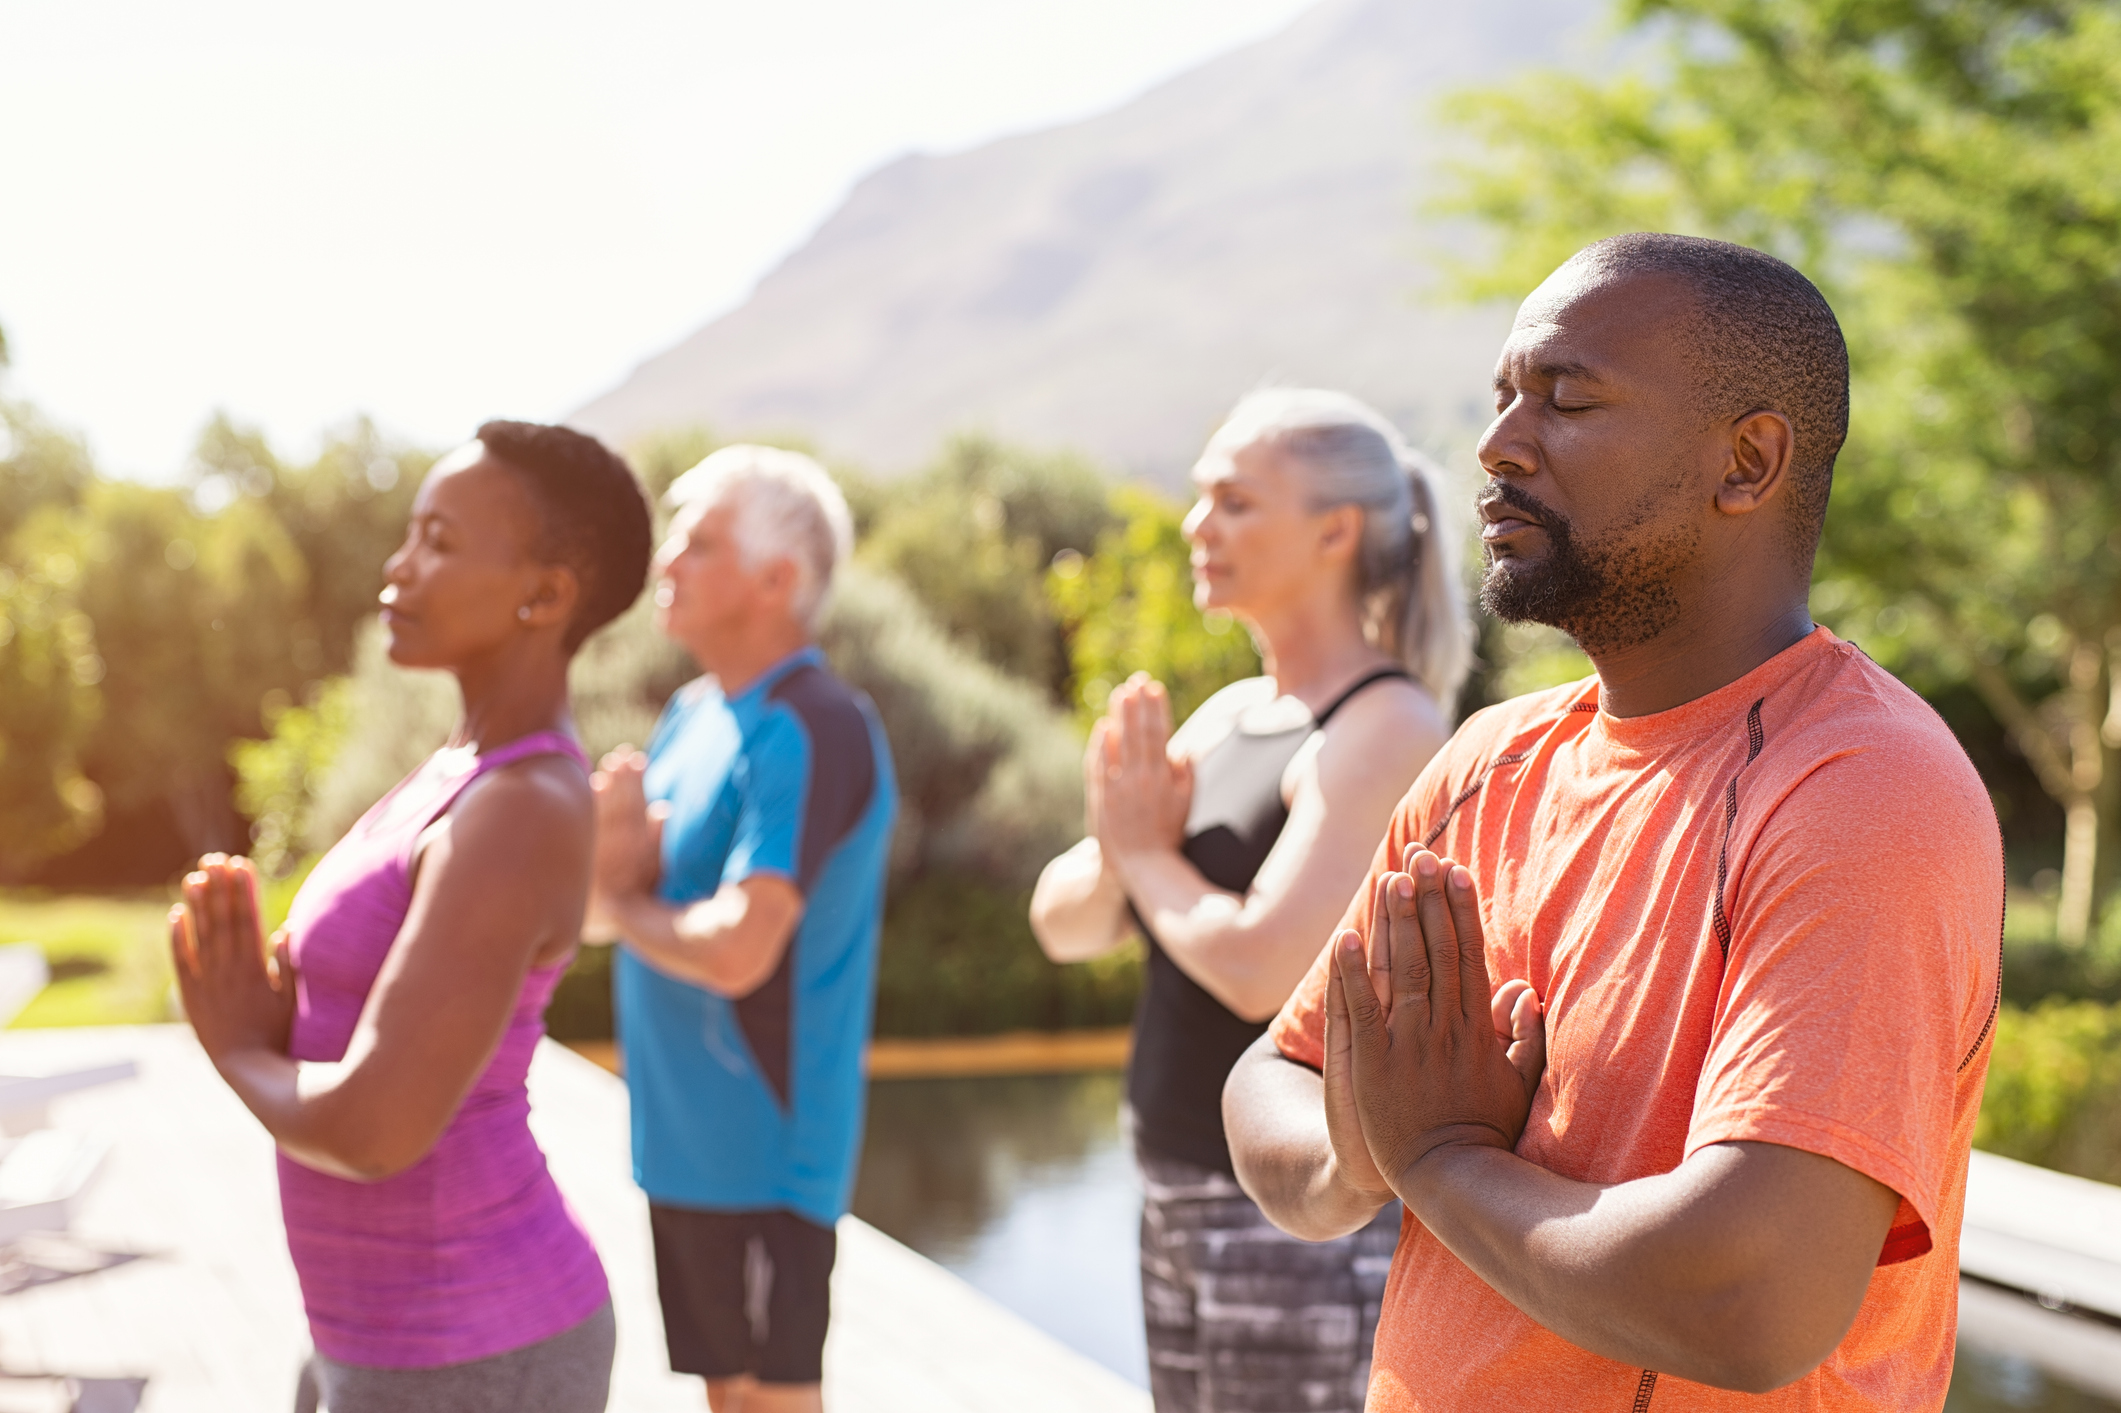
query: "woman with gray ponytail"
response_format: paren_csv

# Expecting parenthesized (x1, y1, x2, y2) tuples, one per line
(1031, 388, 1470, 1413)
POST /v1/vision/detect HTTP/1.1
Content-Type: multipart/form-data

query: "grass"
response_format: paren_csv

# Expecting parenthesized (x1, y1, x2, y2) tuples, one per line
(0, 889, 178, 1027)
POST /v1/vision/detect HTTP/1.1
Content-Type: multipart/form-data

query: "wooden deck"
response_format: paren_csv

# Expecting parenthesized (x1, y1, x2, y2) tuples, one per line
(0, 1025, 1149, 1413)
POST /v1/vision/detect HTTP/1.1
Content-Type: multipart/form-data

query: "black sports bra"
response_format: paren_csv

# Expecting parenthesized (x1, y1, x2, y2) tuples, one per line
(1126, 665, 1413, 1173)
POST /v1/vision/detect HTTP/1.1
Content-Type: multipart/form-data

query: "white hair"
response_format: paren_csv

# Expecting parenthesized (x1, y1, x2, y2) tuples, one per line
(1206, 388, 1473, 707)
(666, 445, 854, 627)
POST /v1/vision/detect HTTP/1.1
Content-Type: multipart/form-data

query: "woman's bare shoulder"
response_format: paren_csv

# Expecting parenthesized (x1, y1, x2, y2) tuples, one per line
(1315, 676, 1451, 778)
(1173, 675, 1276, 751)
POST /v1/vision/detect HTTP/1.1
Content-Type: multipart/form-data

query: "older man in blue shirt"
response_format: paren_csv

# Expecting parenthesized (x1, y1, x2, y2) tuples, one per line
(587, 445, 896, 1413)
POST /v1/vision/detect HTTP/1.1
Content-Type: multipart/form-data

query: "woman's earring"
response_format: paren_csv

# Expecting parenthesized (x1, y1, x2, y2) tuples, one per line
(518, 606, 532, 622)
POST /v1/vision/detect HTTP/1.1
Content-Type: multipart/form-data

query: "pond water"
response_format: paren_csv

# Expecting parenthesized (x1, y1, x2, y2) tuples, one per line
(852, 1070, 2121, 1409)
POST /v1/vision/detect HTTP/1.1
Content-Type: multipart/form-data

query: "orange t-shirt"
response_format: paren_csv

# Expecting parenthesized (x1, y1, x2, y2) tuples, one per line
(1271, 628, 2002, 1411)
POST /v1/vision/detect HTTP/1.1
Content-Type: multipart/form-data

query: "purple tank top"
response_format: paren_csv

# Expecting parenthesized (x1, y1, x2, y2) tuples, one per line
(276, 730, 609, 1368)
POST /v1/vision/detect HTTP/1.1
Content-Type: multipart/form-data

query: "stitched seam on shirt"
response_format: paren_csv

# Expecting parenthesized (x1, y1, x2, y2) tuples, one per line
(1631, 1369, 1659, 1411)
(1710, 699, 1767, 961)
(1420, 751, 1529, 849)
(1958, 831, 2007, 1074)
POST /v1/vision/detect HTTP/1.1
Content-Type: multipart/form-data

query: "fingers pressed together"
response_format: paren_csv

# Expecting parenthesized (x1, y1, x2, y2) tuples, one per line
(1322, 845, 1547, 1202)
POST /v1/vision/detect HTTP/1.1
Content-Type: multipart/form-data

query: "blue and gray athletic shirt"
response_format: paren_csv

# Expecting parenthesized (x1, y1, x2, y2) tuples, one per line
(616, 645, 897, 1227)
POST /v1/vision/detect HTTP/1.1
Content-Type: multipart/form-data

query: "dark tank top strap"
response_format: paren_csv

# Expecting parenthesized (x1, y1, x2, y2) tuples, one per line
(1310, 665, 1412, 727)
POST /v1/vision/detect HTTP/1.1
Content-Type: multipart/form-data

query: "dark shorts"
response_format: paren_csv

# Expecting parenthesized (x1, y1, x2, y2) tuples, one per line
(1137, 1150, 1399, 1413)
(649, 1205, 837, 1385)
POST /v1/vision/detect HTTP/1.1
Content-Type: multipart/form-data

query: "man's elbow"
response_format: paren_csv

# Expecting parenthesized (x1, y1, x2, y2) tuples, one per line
(1222, 1043, 1343, 1241)
(1681, 1287, 1863, 1393)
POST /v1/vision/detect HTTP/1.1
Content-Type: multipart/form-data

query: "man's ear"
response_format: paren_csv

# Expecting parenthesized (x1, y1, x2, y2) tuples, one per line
(756, 554, 801, 607)
(1718, 410, 1796, 517)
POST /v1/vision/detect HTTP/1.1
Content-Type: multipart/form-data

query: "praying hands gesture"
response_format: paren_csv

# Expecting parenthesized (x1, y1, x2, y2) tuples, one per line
(1323, 845, 1546, 1205)
(584, 745, 667, 943)
(1091, 673, 1193, 867)
(170, 854, 295, 1066)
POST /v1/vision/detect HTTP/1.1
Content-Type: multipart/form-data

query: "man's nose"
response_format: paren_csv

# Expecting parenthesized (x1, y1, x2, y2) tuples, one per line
(1477, 403, 1538, 479)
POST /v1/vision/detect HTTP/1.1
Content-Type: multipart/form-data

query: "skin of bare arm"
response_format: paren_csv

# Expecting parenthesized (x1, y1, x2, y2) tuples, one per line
(1027, 717, 1138, 963)
(1225, 893, 1542, 1240)
(1089, 673, 1446, 1022)
(1316, 846, 1898, 1392)
(172, 755, 593, 1182)
(584, 746, 806, 999)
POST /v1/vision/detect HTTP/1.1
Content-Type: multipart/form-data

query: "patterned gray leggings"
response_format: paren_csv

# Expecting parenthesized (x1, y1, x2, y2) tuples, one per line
(1138, 1152, 1398, 1413)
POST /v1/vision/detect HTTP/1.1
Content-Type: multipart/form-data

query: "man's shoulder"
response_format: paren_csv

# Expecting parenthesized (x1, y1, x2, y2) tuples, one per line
(1444, 676, 1598, 770)
(760, 661, 877, 742)
(1763, 633, 1989, 807)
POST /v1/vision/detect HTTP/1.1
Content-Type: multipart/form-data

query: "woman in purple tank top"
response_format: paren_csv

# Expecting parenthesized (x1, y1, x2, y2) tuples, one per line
(169, 421, 652, 1413)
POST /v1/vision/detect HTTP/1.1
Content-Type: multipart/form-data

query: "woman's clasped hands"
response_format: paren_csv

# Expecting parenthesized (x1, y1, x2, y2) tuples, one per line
(1323, 845, 1547, 1205)
(1087, 672, 1192, 871)
(169, 854, 295, 1064)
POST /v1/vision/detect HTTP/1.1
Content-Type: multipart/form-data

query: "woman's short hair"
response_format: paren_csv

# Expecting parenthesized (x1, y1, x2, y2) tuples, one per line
(1206, 389, 1473, 708)
(475, 420, 653, 652)
(665, 445, 854, 628)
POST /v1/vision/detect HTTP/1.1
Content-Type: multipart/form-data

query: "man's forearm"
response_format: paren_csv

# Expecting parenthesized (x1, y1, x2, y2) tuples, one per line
(610, 889, 767, 996)
(1224, 1039, 1392, 1240)
(1396, 1142, 1886, 1393)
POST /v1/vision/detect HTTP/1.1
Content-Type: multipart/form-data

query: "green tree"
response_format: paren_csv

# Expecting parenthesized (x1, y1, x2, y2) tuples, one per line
(0, 403, 95, 546)
(1049, 486, 1261, 728)
(191, 414, 426, 682)
(63, 480, 310, 857)
(0, 518, 103, 877)
(1444, 0, 2121, 941)
(858, 435, 1118, 700)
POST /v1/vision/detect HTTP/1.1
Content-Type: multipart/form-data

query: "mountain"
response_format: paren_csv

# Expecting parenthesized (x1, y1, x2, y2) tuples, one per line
(572, 0, 1597, 484)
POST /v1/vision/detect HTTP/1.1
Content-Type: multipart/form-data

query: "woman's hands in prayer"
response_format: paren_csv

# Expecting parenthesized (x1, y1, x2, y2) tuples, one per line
(170, 854, 294, 1064)
(1093, 673, 1192, 870)
(1324, 845, 1546, 1205)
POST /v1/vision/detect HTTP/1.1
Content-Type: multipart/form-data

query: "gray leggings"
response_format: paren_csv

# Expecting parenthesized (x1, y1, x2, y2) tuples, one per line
(293, 1300, 615, 1413)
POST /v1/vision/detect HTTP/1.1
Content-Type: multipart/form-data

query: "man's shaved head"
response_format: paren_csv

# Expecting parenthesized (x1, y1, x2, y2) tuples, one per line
(1569, 233, 1849, 547)
(1476, 235, 1849, 668)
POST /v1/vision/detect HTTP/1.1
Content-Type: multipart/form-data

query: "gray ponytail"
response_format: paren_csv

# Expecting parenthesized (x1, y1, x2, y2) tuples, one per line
(1206, 389, 1473, 708)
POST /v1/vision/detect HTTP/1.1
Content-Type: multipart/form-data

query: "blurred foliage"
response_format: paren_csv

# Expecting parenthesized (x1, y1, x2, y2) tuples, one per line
(858, 435, 1118, 699)
(820, 563, 1082, 886)
(0, 535, 103, 877)
(229, 679, 355, 878)
(1976, 998, 2121, 1184)
(0, 401, 95, 544)
(0, 413, 428, 878)
(0, 891, 174, 1027)
(1443, 0, 2121, 941)
(1049, 486, 1261, 728)
(872, 874, 1141, 1037)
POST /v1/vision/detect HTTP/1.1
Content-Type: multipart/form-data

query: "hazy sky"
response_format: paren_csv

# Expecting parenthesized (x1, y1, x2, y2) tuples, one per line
(2, 0, 1319, 479)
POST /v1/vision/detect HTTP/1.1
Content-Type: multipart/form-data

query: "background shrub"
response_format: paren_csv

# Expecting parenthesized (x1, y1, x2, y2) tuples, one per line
(1974, 999, 2121, 1184)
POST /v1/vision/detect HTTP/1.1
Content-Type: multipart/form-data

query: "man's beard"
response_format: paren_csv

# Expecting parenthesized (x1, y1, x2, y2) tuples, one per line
(1476, 483, 1696, 657)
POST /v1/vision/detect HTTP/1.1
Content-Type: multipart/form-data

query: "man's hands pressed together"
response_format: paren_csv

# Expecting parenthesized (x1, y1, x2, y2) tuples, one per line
(585, 742, 805, 999)
(1228, 840, 1903, 1393)
(1324, 847, 1545, 1206)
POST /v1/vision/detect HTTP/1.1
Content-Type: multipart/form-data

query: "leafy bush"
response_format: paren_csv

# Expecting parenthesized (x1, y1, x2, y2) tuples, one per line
(1048, 485, 1260, 727)
(1975, 999, 2121, 1184)
(856, 434, 1117, 700)
(872, 873, 1141, 1037)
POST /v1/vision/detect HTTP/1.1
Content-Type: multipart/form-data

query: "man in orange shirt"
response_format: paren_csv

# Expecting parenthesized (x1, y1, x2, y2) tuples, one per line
(1223, 232, 2001, 1410)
